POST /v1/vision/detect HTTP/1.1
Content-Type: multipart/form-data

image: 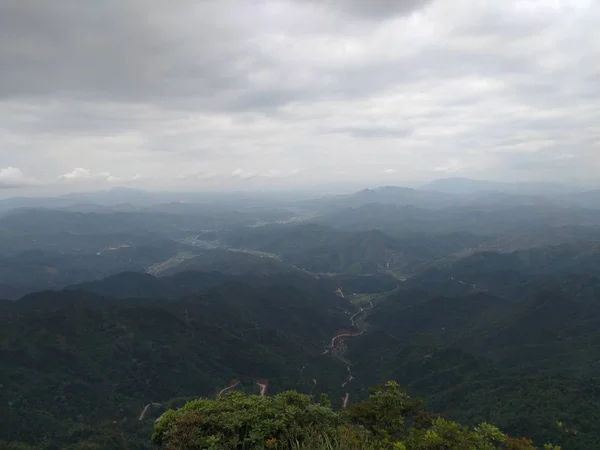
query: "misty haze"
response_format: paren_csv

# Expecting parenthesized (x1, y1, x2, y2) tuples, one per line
(1, 1, 599, 449)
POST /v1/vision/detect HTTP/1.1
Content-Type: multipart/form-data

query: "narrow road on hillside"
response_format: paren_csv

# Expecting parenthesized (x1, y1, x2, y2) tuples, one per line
(329, 330, 363, 348)
(256, 380, 268, 397)
(325, 300, 374, 354)
(217, 380, 241, 397)
(216, 377, 269, 398)
(450, 277, 484, 292)
(341, 366, 355, 388)
(322, 298, 375, 406)
(350, 300, 373, 327)
(138, 402, 162, 421)
(341, 392, 350, 408)
(144, 297, 375, 423)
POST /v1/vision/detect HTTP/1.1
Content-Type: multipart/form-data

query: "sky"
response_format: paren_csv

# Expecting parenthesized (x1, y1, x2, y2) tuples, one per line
(1, 0, 599, 196)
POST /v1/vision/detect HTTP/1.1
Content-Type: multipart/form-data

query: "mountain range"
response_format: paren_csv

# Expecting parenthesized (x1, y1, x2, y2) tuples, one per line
(2, 180, 600, 448)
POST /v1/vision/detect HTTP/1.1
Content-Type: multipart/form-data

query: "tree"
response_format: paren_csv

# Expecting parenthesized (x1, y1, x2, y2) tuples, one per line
(152, 390, 341, 449)
(153, 381, 558, 449)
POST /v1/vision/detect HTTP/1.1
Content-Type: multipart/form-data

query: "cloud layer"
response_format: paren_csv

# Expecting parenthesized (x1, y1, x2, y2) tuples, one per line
(1, 0, 599, 194)
(0, 167, 39, 188)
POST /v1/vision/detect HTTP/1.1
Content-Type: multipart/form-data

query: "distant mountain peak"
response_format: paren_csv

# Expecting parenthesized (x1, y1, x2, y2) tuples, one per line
(356, 188, 378, 196)
(423, 177, 570, 195)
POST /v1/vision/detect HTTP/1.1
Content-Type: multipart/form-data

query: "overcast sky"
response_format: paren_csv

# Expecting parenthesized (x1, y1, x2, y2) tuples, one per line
(1, 0, 599, 195)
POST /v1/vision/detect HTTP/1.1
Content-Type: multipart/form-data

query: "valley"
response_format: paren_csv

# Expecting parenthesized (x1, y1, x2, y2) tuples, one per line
(2, 183, 600, 449)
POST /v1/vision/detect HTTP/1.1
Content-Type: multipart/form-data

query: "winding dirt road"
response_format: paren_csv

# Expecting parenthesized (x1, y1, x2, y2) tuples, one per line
(256, 380, 268, 397)
(341, 393, 350, 408)
(341, 366, 355, 388)
(324, 300, 374, 354)
(143, 297, 375, 422)
(323, 299, 375, 405)
(138, 402, 163, 421)
(350, 300, 374, 327)
(450, 277, 484, 292)
(217, 380, 241, 397)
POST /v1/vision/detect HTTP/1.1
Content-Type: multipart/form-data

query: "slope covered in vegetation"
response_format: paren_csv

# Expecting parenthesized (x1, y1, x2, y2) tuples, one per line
(153, 381, 560, 449)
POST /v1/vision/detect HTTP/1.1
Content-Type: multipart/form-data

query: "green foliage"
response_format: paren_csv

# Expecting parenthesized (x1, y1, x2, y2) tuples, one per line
(152, 390, 342, 449)
(0, 283, 350, 449)
(159, 250, 301, 278)
(153, 381, 554, 450)
(4, 210, 600, 450)
(344, 381, 412, 442)
(219, 224, 425, 275)
(348, 272, 600, 449)
(0, 441, 38, 450)
(319, 394, 331, 409)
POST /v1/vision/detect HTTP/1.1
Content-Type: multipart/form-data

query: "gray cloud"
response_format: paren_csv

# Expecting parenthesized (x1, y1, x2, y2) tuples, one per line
(1, 0, 599, 196)
(299, 0, 435, 20)
(0, 1, 166, 99)
(323, 126, 412, 139)
(0, 0, 276, 110)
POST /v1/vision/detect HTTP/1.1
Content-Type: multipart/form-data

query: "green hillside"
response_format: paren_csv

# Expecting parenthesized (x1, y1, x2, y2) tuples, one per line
(0, 283, 351, 449)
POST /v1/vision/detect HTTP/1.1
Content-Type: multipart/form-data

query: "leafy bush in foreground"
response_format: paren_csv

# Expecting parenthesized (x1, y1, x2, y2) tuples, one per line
(153, 381, 560, 449)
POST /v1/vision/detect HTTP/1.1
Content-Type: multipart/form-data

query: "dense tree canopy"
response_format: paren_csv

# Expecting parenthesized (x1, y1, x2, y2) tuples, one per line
(153, 381, 560, 450)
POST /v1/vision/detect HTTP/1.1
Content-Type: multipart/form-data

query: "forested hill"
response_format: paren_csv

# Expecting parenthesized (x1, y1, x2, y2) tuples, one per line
(0, 280, 353, 449)
(2, 184, 600, 449)
(345, 272, 600, 448)
(3, 267, 600, 448)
